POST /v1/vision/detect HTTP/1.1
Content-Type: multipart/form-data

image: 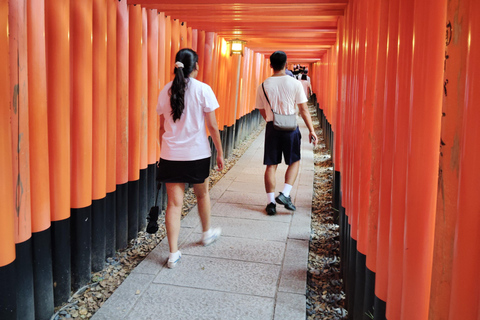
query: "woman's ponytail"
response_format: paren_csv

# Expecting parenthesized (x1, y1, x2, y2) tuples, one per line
(169, 49, 198, 122)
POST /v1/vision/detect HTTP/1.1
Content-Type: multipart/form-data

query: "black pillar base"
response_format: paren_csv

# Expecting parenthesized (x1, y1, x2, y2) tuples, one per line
(51, 218, 71, 306)
(138, 168, 148, 232)
(0, 261, 16, 319)
(116, 182, 128, 250)
(91, 198, 106, 272)
(15, 239, 35, 320)
(105, 191, 116, 258)
(374, 295, 387, 320)
(354, 251, 367, 320)
(32, 228, 54, 320)
(71, 206, 92, 291)
(363, 267, 376, 320)
(128, 179, 139, 241)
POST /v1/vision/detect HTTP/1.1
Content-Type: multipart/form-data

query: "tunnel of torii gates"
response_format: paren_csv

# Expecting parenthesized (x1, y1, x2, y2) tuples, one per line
(0, 0, 479, 319)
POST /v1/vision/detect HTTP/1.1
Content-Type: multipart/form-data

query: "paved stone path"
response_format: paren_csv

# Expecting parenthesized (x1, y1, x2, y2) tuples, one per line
(92, 119, 314, 320)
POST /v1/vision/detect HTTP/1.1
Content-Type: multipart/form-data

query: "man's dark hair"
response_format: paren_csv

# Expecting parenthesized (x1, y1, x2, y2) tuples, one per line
(270, 51, 287, 72)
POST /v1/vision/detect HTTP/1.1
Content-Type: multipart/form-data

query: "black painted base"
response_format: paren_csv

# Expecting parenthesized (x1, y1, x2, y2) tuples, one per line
(0, 261, 16, 319)
(105, 191, 116, 258)
(15, 239, 35, 320)
(51, 218, 71, 306)
(374, 295, 387, 320)
(138, 168, 148, 232)
(354, 251, 367, 320)
(347, 237, 356, 317)
(71, 206, 92, 291)
(128, 179, 139, 241)
(32, 228, 54, 319)
(116, 182, 128, 250)
(92, 198, 106, 272)
(147, 164, 156, 212)
(363, 267, 376, 320)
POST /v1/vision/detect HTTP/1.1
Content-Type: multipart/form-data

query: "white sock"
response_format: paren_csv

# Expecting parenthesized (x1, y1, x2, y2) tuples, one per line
(282, 184, 293, 197)
(168, 250, 181, 261)
(267, 192, 275, 204)
(203, 229, 212, 239)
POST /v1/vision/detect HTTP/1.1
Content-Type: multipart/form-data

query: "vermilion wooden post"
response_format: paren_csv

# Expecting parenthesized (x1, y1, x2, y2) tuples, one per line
(45, 0, 71, 305)
(170, 18, 180, 79)
(204, 32, 216, 89)
(27, 0, 55, 316)
(92, 0, 107, 273)
(138, 7, 149, 231)
(0, 2, 16, 317)
(448, 3, 480, 318)
(429, 0, 467, 318)
(386, 0, 414, 318)
(187, 27, 192, 49)
(157, 12, 166, 160)
(70, 0, 93, 290)
(401, 0, 446, 318)
(116, 0, 129, 250)
(180, 21, 187, 49)
(128, 4, 142, 240)
(374, 0, 394, 318)
(192, 28, 198, 51)
(105, 0, 117, 258)
(147, 9, 159, 211)
(196, 30, 205, 82)
(164, 15, 172, 82)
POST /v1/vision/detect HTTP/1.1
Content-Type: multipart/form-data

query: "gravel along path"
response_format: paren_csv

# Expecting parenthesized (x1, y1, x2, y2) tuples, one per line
(53, 105, 346, 320)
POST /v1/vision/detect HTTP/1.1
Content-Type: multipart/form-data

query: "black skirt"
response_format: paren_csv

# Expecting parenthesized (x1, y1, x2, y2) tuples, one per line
(156, 157, 211, 184)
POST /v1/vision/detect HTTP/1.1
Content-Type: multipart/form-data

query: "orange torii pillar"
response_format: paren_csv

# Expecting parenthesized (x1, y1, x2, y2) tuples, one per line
(105, 0, 117, 258)
(196, 30, 205, 82)
(429, 0, 469, 317)
(92, 0, 107, 273)
(116, 0, 129, 250)
(386, 0, 414, 318)
(9, 0, 35, 317)
(147, 9, 159, 213)
(128, 4, 142, 241)
(27, 0, 55, 317)
(170, 18, 180, 80)
(187, 27, 193, 49)
(352, 0, 369, 317)
(165, 16, 172, 83)
(70, 0, 93, 291)
(361, 0, 381, 315)
(157, 12, 166, 160)
(0, 2, 16, 318)
(448, 2, 480, 318)
(401, 0, 446, 318)
(138, 8, 148, 232)
(373, 0, 394, 318)
(45, 0, 71, 306)
(191, 28, 198, 52)
(180, 21, 187, 49)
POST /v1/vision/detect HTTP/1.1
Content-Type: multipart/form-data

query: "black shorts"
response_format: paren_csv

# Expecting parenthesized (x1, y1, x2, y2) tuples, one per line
(157, 157, 211, 184)
(264, 122, 301, 166)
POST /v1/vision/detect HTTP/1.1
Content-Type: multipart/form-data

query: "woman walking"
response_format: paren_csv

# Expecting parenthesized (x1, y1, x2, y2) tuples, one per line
(156, 48, 224, 268)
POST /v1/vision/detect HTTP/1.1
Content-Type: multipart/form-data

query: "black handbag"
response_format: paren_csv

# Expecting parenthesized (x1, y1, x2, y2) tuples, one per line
(262, 83, 297, 131)
(146, 182, 161, 234)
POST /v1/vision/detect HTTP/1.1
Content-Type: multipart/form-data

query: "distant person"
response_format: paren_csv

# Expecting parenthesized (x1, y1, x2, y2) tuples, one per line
(255, 51, 318, 216)
(286, 68, 295, 77)
(300, 74, 312, 99)
(156, 48, 223, 268)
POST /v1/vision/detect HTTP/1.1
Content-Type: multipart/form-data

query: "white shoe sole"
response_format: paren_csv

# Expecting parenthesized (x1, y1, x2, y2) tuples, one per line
(202, 228, 221, 246)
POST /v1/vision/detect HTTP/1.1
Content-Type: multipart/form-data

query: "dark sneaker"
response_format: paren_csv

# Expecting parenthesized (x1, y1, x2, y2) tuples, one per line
(266, 202, 277, 215)
(275, 192, 296, 211)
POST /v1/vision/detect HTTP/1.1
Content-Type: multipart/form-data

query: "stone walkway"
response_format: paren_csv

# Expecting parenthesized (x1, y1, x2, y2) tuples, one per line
(92, 119, 314, 320)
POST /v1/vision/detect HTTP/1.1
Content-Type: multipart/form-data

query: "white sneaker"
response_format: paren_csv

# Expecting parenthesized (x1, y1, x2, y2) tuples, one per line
(202, 228, 221, 246)
(167, 251, 181, 269)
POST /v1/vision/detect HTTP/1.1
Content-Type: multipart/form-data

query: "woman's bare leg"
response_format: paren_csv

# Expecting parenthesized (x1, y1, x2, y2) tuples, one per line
(193, 179, 211, 233)
(165, 182, 185, 253)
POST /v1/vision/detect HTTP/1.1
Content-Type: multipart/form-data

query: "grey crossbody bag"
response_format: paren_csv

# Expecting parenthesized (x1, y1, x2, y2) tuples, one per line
(262, 83, 297, 131)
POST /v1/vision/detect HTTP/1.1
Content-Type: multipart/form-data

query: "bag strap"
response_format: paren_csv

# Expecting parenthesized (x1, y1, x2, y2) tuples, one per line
(262, 83, 274, 114)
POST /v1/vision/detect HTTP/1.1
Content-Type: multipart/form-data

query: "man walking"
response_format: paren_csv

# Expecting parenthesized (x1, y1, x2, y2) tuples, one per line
(256, 51, 318, 215)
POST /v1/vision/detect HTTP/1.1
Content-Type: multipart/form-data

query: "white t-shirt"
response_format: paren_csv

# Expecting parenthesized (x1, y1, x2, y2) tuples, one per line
(255, 75, 308, 122)
(156, 78, 219, 161)
(300, 79, 310, 97)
